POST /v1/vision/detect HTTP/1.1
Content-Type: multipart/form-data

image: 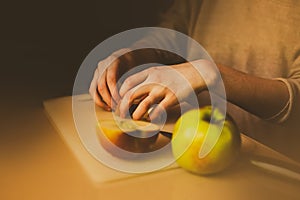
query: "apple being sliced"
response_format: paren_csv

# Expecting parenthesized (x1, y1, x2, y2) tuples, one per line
(97, 119, 160, 158)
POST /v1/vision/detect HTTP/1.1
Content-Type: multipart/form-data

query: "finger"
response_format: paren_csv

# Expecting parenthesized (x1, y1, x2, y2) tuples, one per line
(89, 68, 99, 100)
(95, 93, 110, 110)
(119, 84, 166, 119)
(119, 70, 148, 97)
(118, 84, 153, 118)
(106, 61, 121, 109)
(132, 92, 165, 120)
(89, 69, 110, 110)
(97, 69, 113, 110)
(149, 94, 179, 120)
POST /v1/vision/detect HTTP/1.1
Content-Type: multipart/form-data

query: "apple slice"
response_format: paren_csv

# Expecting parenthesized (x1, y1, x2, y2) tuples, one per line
(97, 119, 160, 158)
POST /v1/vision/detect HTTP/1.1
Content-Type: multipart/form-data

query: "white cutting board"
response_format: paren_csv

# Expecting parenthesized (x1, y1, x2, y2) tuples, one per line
(43, 94, 296, 184)
(43, 94, 179, 184)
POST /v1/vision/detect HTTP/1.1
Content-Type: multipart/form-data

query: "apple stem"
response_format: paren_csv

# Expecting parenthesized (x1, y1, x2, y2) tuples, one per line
(211, 106, 226, 124)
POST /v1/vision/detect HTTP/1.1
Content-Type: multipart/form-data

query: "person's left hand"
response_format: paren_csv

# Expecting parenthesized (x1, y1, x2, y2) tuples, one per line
(117, 60, 216, 120)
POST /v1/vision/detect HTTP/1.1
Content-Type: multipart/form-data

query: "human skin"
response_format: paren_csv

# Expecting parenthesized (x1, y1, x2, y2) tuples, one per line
(89, 48, 176, 111)
(89, 49, 289, 120)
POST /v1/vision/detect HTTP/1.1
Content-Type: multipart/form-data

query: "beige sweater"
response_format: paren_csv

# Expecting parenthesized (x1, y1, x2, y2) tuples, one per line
(136, 0, 300, 159)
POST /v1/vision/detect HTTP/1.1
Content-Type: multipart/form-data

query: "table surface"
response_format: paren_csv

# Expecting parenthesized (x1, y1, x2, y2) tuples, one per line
(1, 93, 300, 200)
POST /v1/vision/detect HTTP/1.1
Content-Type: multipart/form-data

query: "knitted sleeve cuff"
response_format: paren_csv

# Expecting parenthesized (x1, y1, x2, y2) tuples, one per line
(264, 78, 293, 123)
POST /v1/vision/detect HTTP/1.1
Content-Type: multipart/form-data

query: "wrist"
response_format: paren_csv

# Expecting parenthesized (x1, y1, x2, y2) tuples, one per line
(176, 60, 220, 94)
(129, 48, 185, 66)
(173, 61, 208, 94)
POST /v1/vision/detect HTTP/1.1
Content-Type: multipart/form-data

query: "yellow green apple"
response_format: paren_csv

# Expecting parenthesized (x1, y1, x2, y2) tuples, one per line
(172, 106, 241, 175)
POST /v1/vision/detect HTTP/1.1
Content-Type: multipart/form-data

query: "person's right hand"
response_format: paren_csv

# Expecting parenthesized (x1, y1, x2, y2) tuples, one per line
(117, 60, 217, 120)
(89, 48, 136, 111)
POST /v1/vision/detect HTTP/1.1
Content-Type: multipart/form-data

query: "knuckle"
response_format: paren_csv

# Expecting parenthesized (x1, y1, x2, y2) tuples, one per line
(124, 78, 133, 88)
(113, 58, 121, 66)
(147, 67, 155, 73)
(140, 101, 150, 111)
(139, 98, 153, 111)
(107, 73, 117, 84)
(98, 59, 111, 70)
(150, 66, 160, 72)
(108, 58, 120, 69)
(127, 93, 138, 104)
(97, 60, 104, 68)
(168, 92, 177, 100)
(144, 96, 155, 105)
(127, 92, 135, 103)
(107, 55, 119, 65)
(98, 85, 105, 93)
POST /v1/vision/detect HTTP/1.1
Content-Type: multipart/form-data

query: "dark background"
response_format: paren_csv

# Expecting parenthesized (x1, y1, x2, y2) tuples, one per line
(1, 0, 168, 106)
(0, 2, 173, 197)
(0, 0, 170, 153)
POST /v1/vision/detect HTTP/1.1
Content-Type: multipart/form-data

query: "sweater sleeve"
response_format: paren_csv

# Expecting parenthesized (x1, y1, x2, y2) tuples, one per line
(266, 56, 300, 123)
(130, 0, 204, 64)
(286, 56, 300, 121)
(151, 0, 205, 35)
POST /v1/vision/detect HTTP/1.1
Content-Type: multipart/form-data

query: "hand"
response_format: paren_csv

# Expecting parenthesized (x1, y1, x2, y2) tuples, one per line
(89, 48, 135, 111)
(118, 60, 216, 120)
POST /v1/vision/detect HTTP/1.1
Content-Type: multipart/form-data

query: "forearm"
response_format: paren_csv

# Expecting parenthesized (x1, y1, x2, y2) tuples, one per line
(216, 64, 289, 119)
(130, 48, 185, 67)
